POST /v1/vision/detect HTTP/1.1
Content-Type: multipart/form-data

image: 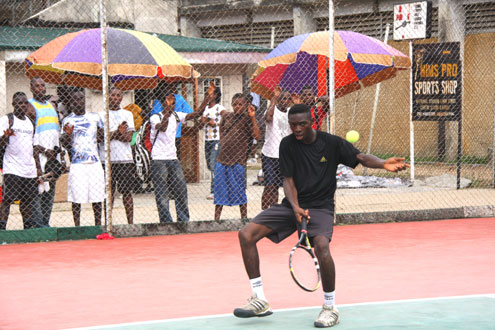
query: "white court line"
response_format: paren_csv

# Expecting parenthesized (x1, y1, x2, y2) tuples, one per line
(65, 293, 495, 330)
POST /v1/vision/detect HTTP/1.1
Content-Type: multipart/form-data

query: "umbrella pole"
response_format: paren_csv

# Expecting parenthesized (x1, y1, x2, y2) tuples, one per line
(364, 24, 390, 176)
(100, 0, 113, 235)
(350, 90, 360, 133)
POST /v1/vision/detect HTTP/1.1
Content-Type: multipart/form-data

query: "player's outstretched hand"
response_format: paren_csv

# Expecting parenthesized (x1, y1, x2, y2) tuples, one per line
(384, 157, 410, 172)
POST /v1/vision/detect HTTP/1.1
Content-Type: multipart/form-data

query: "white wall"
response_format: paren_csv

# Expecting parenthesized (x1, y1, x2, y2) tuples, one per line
(3, 67, 132, 116)
(221, 74, 244, 110)
(4, 67, 40, 115)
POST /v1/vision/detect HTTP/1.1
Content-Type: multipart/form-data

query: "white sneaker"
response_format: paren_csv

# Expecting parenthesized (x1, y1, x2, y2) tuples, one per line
(314, 304, 339, 328)
(206, 194, 214, 200)
(233, 294, 273, 318)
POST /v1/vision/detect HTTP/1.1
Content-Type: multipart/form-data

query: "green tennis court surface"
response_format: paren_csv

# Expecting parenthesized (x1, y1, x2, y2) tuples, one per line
(69, 295, 495, 330)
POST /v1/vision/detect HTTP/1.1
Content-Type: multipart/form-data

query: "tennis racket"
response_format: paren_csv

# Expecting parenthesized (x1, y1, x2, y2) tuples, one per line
(289, 216, 321, 292)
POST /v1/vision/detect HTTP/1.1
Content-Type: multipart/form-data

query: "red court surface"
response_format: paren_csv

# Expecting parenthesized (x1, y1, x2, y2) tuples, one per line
(1, 218, 494, 330)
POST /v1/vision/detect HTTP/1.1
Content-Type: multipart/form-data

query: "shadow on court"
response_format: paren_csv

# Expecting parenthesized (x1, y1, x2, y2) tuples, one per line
(70, 295, 495, 330)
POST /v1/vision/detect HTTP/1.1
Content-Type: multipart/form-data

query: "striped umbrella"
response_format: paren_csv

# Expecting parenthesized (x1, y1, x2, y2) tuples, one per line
(251, 30, 411, 99)
(25, 27, 200, 90)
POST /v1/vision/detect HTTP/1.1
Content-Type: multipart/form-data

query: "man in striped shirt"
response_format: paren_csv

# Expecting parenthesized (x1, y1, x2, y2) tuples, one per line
(28, 77, 61, 227)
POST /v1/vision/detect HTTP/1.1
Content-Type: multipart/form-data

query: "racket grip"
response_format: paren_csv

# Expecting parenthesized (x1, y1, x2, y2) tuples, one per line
(301, 216, 308, 232)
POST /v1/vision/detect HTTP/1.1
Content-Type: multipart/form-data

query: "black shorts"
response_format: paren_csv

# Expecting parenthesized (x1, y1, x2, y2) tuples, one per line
(252, 204, 334, 244)
(2, 174, 38, 204)
(107, 163, 137, 193)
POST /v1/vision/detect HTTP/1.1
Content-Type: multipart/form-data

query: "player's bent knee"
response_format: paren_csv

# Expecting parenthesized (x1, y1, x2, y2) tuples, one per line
(238, 226, 255, 244)
(313, 237, 331, 257)
(238, 223, 271, 244)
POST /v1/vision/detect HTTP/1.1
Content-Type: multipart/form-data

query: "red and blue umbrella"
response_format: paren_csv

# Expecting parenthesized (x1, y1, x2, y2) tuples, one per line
(251, 30, 411, 99)
(25, 27, 199, 90)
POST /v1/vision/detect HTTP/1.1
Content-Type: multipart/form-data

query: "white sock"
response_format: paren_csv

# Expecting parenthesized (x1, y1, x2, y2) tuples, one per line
(250, 277, 266, 301)
(324, 291, 335, 307)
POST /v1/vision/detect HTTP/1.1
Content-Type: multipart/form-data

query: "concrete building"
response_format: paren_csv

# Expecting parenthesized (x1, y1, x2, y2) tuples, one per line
(0, 0, 271, 185)
(179, 0, 495, 162)
(178, 0, 495, 45)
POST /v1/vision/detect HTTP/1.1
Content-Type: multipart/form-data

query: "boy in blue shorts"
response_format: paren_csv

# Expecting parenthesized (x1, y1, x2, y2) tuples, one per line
(213, 94, 260, 220)
(233, 104, 409, 328)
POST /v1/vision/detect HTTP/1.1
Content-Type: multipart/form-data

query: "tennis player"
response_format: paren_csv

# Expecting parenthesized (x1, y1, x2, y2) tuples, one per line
(233, 104, 409, 327)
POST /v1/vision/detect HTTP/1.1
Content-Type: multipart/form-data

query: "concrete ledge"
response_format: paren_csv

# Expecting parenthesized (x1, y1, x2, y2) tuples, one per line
(57, 226, 103, 241)
(0, 227, 57, 244)
(0, 226, 102, 244)
(463, 205, 495, 218)
(336, 207, 466, 225)
(2, 206, 494, 244)
(111, 219, 248, 238)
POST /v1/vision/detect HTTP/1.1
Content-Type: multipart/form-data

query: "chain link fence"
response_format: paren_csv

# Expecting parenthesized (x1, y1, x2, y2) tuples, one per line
(0, 0, 494, 240)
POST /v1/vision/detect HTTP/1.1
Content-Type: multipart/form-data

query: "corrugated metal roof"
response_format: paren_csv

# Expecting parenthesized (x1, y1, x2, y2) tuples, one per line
(0, 26, 272, 53)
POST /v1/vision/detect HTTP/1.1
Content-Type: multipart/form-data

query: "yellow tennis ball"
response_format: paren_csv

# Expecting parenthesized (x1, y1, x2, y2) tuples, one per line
(346, 130, 359, 143)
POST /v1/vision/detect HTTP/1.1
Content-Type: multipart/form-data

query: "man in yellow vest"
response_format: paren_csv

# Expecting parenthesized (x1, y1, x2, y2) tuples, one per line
(28, 77, 61, 227)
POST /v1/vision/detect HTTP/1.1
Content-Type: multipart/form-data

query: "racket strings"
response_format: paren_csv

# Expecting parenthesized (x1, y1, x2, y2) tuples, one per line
(290, 246, 320, 291)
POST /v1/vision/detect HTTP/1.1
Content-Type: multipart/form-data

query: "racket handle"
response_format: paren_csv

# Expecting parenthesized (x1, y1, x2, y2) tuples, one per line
(301, 216, 308, 232)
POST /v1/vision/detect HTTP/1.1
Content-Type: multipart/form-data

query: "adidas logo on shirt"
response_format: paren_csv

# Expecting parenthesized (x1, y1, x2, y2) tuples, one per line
(320, 156, 327, 162)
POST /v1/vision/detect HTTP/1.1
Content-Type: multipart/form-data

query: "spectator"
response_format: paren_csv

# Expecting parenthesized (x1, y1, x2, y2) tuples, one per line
(55, 85, 73, 122)
(151, 81, 192, 160)
(0, 92, 42, 230)
(299, 86, 329, 130)
(261, 86, 292, 210)
(214, 93, 260, 221)
(150, 92, 204, 223)
(28, 77, 61, 227)
(61, 90, 104, 227)
(99, 87, 136, 224)
(200, 82, 225, 200)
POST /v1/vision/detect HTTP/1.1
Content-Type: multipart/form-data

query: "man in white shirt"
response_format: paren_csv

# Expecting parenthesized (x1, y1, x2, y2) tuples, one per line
(99, 87, 136, 224)
(261, 86, 292, 209)
(150, 92, 205, 223)
(0, 92, 43, 230)
(151, 82, 193, 160)
(200, 83, 225, 200)
(61, 90, 104, 227)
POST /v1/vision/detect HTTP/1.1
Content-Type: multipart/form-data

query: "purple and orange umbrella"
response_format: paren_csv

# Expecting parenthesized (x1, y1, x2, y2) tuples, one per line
(25, 27, 200, 91)
(251, 30, 411, 99)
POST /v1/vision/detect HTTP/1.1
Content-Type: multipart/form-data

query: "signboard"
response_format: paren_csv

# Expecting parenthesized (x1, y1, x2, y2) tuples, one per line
(412, 42, 462, 121)
(393, 1, 432, 40)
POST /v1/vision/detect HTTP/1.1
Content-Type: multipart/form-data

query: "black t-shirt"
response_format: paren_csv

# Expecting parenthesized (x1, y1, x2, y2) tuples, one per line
(279, 131, 360, 209)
